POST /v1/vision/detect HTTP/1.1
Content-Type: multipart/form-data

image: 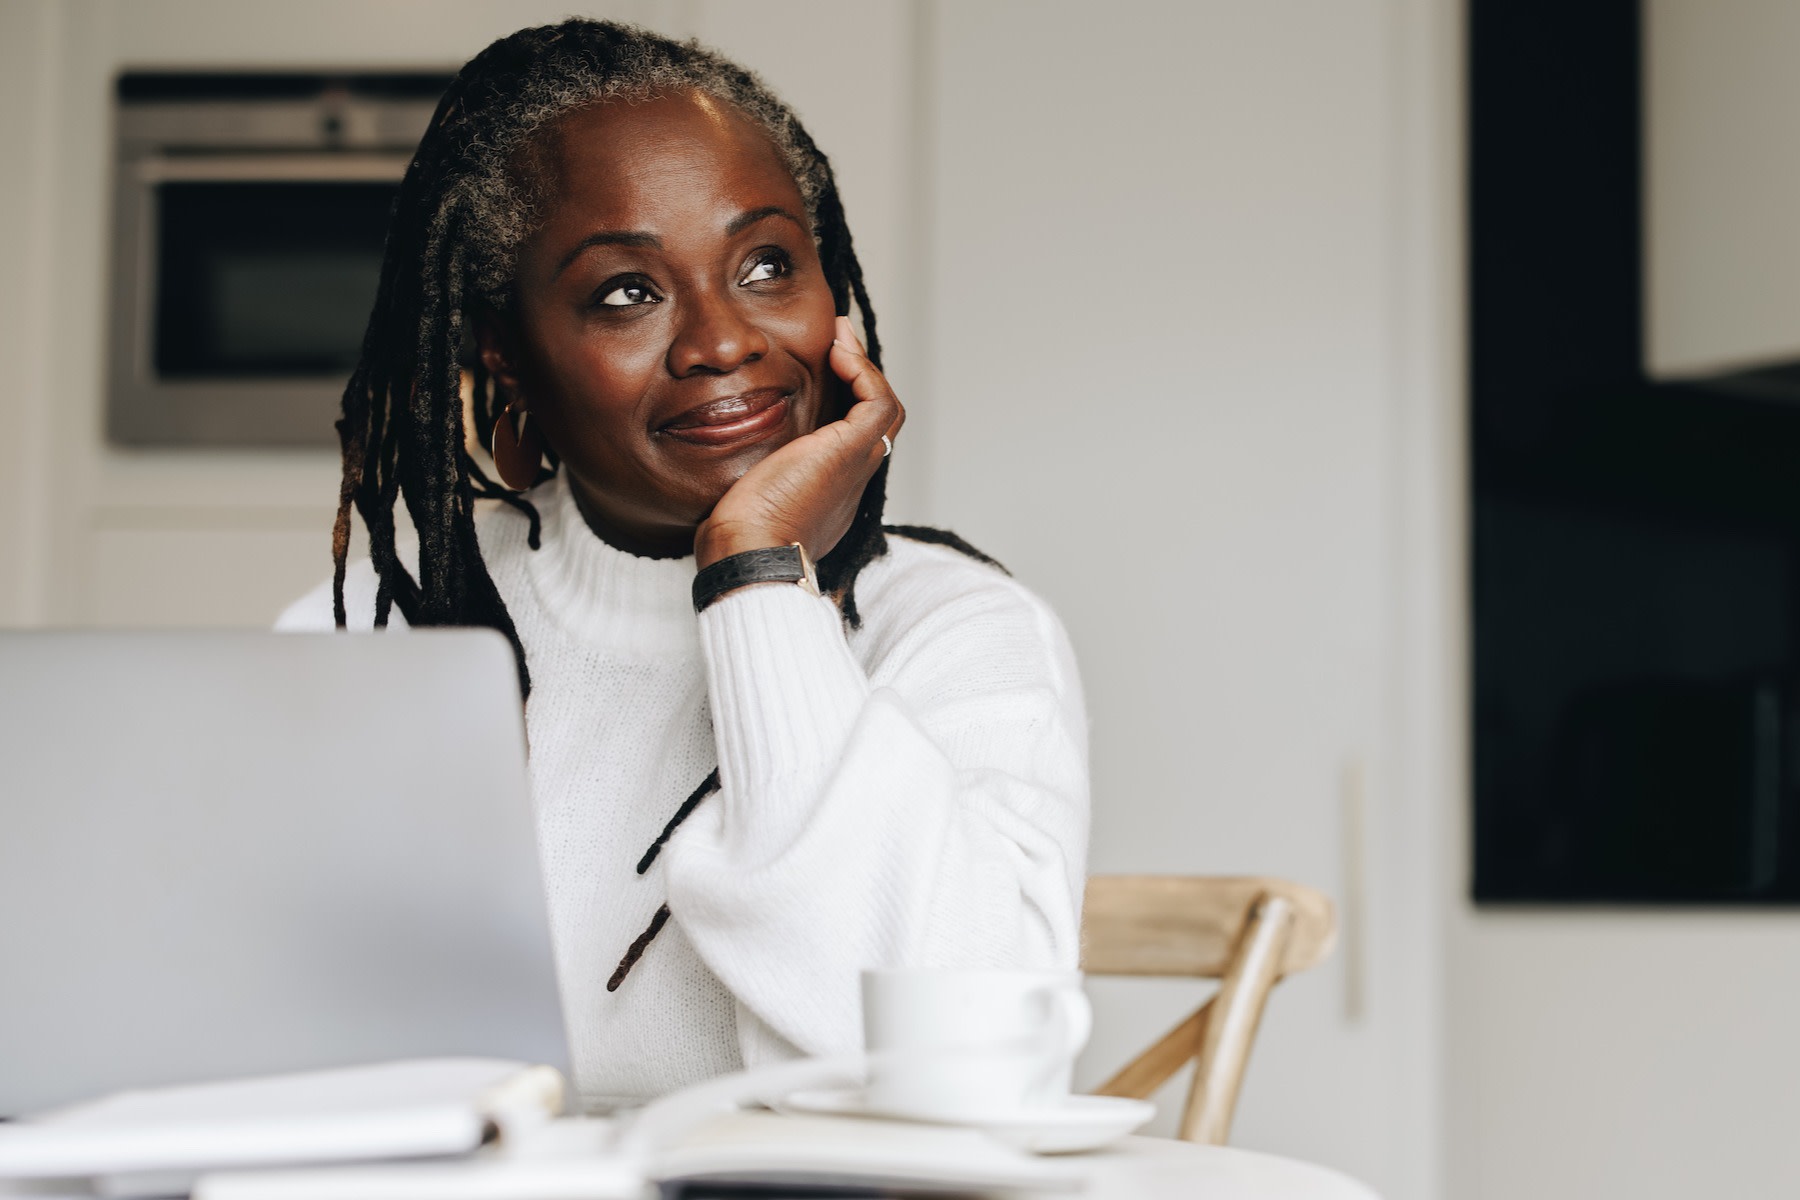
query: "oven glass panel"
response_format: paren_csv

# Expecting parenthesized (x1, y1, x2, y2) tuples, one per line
(153, 181, 394, 377)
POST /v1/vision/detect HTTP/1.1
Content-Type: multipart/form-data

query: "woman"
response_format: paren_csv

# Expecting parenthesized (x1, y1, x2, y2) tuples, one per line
(281, 19, 1089, 1111)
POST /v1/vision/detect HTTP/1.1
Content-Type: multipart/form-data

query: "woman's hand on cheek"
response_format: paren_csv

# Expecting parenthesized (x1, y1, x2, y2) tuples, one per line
(694, 315, 904, 570)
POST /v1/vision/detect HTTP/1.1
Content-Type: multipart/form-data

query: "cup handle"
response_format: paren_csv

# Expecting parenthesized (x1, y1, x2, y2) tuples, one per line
(1059, 987, 1094, 1059)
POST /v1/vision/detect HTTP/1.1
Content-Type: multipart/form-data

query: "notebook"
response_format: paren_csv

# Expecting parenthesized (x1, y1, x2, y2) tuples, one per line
(0, 1059, 559, 1185)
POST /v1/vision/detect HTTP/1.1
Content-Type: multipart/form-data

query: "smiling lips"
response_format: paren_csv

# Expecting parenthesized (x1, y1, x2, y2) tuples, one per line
(658, 388, 792, 447)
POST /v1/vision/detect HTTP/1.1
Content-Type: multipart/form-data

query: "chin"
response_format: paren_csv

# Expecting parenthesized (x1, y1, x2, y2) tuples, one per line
(715, 430, 791, 483)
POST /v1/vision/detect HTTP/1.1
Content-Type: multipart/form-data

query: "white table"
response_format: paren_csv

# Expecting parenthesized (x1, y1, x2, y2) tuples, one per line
(1, 1112, 1380, 1200)
(1057, 1136, 1379, 1200)
(653, 1110, 1379, 1200)
(655, 1114, 1380, 1200)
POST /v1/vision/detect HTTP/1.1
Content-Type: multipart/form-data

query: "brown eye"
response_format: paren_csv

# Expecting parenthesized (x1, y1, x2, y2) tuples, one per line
(739, 249, 790, 285)
(596, 276, 661, 307)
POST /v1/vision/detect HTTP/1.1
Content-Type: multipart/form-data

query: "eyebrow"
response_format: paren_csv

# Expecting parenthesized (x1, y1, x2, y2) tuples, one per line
(551, 206, 809, 279)
(554, 230, 661, 278)
(726, 205, 808, 237)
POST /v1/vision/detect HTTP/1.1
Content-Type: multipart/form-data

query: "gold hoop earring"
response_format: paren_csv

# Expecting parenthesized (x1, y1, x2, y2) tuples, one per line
(490, 399, 545, 491)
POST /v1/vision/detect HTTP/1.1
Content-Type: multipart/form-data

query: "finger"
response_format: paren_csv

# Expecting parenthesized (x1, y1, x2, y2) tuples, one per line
(830, 357, 902, 454)
(835, 314, 866, 354)
(825, 385, 899, 456)
(832, 318, 887, 388)
(829, 339, 891, 407)
(788, 388, 897, 478)
(829, 318, 890, 395)
(829, 319, 904, 448)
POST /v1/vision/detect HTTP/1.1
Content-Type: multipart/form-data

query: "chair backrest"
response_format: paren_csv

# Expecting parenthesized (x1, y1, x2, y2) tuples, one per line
(1080, 875, 1336, 1144)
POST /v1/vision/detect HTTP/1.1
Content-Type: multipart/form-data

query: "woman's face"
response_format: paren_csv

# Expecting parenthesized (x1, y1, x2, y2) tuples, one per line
(481, 90, 838, 558)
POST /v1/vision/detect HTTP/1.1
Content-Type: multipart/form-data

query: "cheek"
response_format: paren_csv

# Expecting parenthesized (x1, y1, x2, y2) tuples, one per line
(805, 283, 838, 353)
(786, 285, 840, 392)
(564, 316, 657, 398)
(528, 335, 660, 460)
(569, 337, 660, 410)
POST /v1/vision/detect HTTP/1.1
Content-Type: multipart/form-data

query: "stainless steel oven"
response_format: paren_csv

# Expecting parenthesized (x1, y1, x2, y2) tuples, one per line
(108, 73, 450, 446)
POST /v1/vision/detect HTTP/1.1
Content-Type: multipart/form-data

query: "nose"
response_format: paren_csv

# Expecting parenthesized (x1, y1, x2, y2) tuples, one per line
(667, 287, 770, 377)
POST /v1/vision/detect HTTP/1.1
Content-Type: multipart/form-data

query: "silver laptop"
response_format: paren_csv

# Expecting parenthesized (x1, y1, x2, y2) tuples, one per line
(0, 630, 570, 1116)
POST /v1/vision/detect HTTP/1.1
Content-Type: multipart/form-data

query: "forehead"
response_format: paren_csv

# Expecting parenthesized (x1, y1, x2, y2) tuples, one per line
(529, 90, 804, 234)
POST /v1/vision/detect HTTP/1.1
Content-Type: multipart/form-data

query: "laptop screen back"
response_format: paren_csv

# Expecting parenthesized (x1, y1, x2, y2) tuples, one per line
(0, 630, 569, 1116)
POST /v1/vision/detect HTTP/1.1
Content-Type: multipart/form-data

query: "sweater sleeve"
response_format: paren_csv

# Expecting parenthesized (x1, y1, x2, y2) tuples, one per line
(660, 562, 1090, 1062)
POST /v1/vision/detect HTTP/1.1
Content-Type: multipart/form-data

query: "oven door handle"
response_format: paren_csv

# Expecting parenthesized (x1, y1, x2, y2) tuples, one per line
(132, 153, 413, 183)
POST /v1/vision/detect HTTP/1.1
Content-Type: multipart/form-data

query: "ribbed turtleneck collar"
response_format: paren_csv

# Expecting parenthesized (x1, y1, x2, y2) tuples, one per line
(520, 472, 700, 657)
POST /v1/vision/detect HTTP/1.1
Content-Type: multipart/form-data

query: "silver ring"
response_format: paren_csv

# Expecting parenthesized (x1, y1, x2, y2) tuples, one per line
(880, 434, 893, 458)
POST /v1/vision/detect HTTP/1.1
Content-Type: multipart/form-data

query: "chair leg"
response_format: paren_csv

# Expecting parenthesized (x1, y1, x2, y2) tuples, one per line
(1178, 894, 1294, 1145)
(1094, 997, 1213, 1099)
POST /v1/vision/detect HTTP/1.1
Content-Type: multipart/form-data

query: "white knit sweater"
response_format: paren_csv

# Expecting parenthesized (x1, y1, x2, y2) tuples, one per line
(278, 472, 1089, 1110)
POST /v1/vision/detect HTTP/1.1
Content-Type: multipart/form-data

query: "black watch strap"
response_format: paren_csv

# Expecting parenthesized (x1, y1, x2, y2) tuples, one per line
(692, 543, 820, 613)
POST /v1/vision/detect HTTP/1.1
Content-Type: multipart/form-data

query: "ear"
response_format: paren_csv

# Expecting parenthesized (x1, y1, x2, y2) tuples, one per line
(474, 305, 527, 406)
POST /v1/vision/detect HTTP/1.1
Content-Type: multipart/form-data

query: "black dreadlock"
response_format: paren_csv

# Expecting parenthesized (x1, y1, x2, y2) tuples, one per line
(332, 18, 999, 989)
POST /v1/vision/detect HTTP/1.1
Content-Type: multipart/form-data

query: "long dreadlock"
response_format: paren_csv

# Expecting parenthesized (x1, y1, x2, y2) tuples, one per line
(332, 18, 1001, 988)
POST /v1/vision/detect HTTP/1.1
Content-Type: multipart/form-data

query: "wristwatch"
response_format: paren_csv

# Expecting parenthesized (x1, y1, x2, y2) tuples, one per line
(691, 542, 821, 613)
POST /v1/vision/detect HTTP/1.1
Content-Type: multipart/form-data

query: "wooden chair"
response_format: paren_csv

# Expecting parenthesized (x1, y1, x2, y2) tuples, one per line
(1081, 875, 1336, 1145)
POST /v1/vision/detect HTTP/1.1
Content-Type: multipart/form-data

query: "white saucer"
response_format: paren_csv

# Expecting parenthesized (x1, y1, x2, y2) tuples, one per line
(778, 1088, 1157, 1154)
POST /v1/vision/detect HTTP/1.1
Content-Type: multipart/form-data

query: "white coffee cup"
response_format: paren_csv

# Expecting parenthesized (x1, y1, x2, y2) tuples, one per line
(860, 968, 1093, 1120)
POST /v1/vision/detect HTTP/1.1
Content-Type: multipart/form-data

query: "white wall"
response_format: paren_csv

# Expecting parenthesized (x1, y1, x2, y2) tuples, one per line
(922, 4, 1457, 1198)
(1645, 0, 1800, 378)
(1449, 914, 1800, 1200)
(0, 0, 59, 626)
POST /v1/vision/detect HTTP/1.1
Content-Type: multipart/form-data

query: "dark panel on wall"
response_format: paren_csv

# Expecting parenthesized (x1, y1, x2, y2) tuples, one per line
(1470, 0, 1800, 902)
